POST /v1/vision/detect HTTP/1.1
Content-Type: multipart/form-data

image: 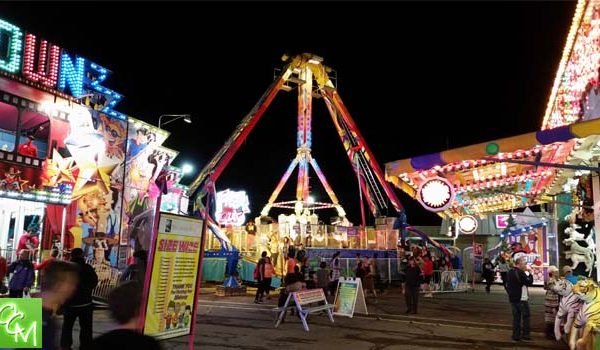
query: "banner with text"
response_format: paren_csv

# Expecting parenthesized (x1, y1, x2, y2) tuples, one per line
(333, 277, 367, 318)
(143, 213, 203, 340)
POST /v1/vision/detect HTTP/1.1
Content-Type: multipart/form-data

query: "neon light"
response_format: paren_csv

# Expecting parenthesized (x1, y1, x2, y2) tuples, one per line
(458, 215, 478, 234)
(0, 19, 23, 73)
(88, 62, 125, 120)
(417, 177, 454, 212)
(23, 33, 61, 87)
(58, 53, 85, 97)
(215, 189, 250, 226)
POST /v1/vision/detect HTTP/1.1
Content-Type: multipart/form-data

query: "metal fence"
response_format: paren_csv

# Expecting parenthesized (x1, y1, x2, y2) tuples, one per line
(310, 258, 469, 293)
(85, 258, 122, 303)
(429, 270, 470, 293)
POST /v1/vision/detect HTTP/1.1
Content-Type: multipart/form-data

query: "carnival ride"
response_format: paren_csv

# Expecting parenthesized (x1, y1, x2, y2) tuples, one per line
(187, 53, 449, 286)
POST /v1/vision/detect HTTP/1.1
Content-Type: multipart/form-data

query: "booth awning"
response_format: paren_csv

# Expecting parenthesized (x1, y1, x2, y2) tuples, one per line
(385, 118, 600, 218)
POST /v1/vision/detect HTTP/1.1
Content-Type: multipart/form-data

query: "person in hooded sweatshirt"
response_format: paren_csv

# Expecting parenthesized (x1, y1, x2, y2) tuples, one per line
(61, 248, 99, 350)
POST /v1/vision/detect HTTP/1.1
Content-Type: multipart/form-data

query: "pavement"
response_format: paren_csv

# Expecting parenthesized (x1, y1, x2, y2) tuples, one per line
(66, 283, 566, 349)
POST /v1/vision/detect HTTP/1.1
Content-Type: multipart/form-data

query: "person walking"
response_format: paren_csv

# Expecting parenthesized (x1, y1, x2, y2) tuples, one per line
(7, 250, 34, 297)
(404, 257, 422, 314)
(92, 281, 161, 350)
(61, 248, 99, 350)
(264, 256, 274, 300)
(364, 258, 377, 298)
(482, 257, 495, 293)
(41, 260, 79, 350)
(497, 256, 509, 288)
(421, 255, 433, 297)
(254, 251, 268, 304)
(506, 256, 534, 342)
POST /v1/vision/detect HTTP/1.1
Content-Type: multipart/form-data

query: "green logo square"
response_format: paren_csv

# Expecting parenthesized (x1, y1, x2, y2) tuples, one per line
(0, 298, 42, 348)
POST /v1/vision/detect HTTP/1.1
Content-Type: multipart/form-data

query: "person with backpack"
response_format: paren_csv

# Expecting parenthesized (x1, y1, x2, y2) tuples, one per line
(254, 251, 268, 304)
(8, 250, 34, 297)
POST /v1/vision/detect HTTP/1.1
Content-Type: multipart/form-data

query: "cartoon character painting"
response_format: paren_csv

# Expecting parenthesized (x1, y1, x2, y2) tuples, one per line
(183, 305, 191, 328)
(99, 114, 126, 160)
(164, 300, 176, 330)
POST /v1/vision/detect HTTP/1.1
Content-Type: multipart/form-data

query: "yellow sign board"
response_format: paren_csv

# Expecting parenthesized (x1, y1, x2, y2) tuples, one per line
(143, 213, 203, 340)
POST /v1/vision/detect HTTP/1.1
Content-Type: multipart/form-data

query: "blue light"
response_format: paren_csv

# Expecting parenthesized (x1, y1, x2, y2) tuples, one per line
(58, 53, 85, 97)
(87, 61, 124, 119)
(0, 19, 23, 73)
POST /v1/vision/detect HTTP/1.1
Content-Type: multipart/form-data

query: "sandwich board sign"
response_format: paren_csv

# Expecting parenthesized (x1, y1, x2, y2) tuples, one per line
(333, 277, 368, 317)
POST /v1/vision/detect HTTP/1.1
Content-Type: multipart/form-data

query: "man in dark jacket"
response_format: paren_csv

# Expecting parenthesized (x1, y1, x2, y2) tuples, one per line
(61, 248, 99, 350)
(404, 256, 422, 314)
(506, 256, 534, 342)
(8, 250, 34, 297)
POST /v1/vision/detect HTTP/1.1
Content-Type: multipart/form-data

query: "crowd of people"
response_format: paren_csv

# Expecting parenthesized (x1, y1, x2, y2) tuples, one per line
(0, 242, 162, 350)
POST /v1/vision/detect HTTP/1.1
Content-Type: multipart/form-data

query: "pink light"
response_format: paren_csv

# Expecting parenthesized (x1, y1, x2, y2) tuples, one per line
(23, 33, 60, 88)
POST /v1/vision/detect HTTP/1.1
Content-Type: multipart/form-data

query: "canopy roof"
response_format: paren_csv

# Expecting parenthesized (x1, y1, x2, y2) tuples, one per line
(386, 0, 600, 219)
(385, 119, 600, 218)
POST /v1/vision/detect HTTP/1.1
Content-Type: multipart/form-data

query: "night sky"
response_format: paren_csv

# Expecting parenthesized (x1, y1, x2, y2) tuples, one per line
(0, 2, 577, 226)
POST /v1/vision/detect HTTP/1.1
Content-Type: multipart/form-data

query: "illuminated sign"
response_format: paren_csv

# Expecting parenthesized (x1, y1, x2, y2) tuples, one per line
(0, 18, 125, 120)
(215, 189, 250, 226)
(0, 298, 42, 348)
(458, 215, 478, 234)
(417, 177, 454, 212)
(495, 214, 510, 229)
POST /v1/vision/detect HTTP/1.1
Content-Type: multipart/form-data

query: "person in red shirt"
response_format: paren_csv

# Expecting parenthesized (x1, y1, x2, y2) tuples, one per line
(36, 249, 59, 271)
(36, 248, 59, 288)
(17, 134, 38, 158)
(17, 227, 40, 259)
(421, 255, 434, 297)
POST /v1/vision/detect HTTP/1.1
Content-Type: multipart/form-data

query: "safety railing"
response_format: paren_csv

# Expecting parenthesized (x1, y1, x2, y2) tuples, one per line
(315, 258, 406, 284)
(429, 270, 469, 293)
(85, 258, 122, 303)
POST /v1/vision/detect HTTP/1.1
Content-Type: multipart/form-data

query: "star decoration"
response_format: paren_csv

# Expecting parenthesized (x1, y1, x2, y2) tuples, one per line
(53, 149, 76, 184)
(71, 161, 117, 200)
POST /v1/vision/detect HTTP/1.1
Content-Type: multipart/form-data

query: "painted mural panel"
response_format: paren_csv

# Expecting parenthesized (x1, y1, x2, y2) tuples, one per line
(67, 111, 127, 266)
(121, 118, 173, 267)
(0, 160, 73, 203)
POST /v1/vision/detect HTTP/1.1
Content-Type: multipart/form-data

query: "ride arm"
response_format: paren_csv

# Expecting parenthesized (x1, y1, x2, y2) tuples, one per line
(188, 57, 301, 197)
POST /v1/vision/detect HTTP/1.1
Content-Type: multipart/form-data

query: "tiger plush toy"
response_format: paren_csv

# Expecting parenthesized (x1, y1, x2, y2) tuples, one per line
(552, 278, 584, 341)
(570, 279, 600, 350)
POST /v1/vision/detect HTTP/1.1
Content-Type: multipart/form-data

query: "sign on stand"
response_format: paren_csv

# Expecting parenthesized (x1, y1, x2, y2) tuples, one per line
(141, 213, 203, 340)
(333, 277, 368, 317)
